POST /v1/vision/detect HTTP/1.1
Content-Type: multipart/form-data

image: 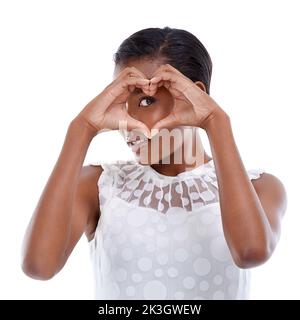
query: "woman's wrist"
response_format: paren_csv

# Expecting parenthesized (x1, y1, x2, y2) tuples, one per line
(69, 116, 99, 141)
(203, 108, 236, 166)
(202, 108, 231, 136)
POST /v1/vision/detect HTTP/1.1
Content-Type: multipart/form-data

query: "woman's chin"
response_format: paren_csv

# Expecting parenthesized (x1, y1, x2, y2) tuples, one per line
(134, 150, 175, 166)
(133, 149, 163, 165)
(134, 154, 160, 165)
(130, 141, 181, 165)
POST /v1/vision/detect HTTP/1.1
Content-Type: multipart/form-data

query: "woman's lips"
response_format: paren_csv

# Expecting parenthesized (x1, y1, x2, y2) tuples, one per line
(127, 139, 149, 153)
(126, 133, 149, 153)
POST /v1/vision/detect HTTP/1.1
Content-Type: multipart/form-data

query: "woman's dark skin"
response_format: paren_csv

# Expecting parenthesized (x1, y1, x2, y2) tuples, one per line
(21, 58, 287, 280)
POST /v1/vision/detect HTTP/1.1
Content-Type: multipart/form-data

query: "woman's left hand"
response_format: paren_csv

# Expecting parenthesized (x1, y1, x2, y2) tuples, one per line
(145, 64, 225, 134)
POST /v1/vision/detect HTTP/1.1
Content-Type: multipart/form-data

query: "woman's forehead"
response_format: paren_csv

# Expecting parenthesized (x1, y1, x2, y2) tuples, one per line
(113, 58, 166, 80)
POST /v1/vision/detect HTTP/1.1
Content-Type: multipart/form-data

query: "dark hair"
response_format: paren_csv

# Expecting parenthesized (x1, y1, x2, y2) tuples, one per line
(113, 27, 213, 94)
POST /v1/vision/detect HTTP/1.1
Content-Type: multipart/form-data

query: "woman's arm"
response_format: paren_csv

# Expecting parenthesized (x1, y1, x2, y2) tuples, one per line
(145, 64, 287, 268)
(21, 67, 152, 280)
(146, 64, 287, 269)
(204, 110, 287, 268)
(21, 117, 100, 280)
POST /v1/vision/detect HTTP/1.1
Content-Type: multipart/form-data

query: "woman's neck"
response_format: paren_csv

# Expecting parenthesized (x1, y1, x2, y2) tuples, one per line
(149, 130, 212, 177)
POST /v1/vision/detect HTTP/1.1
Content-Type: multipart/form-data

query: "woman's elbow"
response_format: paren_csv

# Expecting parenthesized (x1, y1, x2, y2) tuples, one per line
(233, 245, 273, 269)
(21, 257, 57, 280)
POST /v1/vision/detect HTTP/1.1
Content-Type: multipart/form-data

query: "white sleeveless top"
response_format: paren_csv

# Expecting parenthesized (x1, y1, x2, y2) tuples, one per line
(88, 158, 265, 300)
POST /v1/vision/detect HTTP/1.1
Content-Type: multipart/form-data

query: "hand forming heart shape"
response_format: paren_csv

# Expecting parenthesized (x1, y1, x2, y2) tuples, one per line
(141, 64, 223, 137)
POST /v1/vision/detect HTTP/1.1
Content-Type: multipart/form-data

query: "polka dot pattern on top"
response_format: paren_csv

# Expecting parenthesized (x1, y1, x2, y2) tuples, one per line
(88, 159, 265, 300)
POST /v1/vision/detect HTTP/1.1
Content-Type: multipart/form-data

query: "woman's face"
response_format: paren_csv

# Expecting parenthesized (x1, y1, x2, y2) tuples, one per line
(113, 58, 190, 165)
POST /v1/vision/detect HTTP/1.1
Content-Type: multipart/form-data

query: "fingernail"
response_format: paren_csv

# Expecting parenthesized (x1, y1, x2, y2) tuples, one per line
(150, 128, 159, 139)
(143, 129, 150, 139)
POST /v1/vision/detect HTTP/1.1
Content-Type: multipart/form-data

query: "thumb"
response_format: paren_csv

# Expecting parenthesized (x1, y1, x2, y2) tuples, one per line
(125, 115, 151, 139)
(150, 114, 178, 137)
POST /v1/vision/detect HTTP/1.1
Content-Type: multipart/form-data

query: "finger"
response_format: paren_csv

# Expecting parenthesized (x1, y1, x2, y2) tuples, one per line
(108, 76, 149, 103)
(151, 72, 190, 92)
(149, 73, 173, 96)
(150, 113, 178, 135)
(135, 80, 152, 95)
(148, 64, 172, 81)
(118, 67, 148, 84)
(126, 77, 150, 87)
(125, 114, 151, 139)
(127, 67, 150, 81)
(150, 73, 173, 88)
(151, 81, 165, 94)
(147, 78, 167, 96)
(130, 78, 153, 98)
(148, 80, 172, 97)
(120, 77, 150, 100)
(126, 69, 152, 94)
(151, 75, 189, 100)
(147, 83, 158, 96)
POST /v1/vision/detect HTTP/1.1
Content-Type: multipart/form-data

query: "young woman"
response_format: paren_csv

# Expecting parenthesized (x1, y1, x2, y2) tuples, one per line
(21, 27, 287, 300)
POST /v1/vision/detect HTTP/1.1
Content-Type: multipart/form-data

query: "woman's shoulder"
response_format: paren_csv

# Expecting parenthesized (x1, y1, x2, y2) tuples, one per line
(240, 163, 286, 206)
(87, 159, 137, 168)
(250, 171, 287, 203)
(87, 159, 138, 176)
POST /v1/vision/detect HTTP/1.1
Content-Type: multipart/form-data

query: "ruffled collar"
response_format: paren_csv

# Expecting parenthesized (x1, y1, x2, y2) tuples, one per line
(143, 159, 215, 181)
(111, 158, 219, 213)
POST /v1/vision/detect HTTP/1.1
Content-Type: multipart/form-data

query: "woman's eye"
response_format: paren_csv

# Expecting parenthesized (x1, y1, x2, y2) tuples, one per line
(139, 96, 155, 107)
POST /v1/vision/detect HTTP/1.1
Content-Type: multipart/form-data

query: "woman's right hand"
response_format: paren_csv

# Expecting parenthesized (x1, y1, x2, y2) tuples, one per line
(74, 67, 151, 138)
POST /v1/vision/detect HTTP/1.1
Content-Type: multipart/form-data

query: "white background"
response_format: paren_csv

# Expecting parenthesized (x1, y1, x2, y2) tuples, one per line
(0, 0, 299, 299)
